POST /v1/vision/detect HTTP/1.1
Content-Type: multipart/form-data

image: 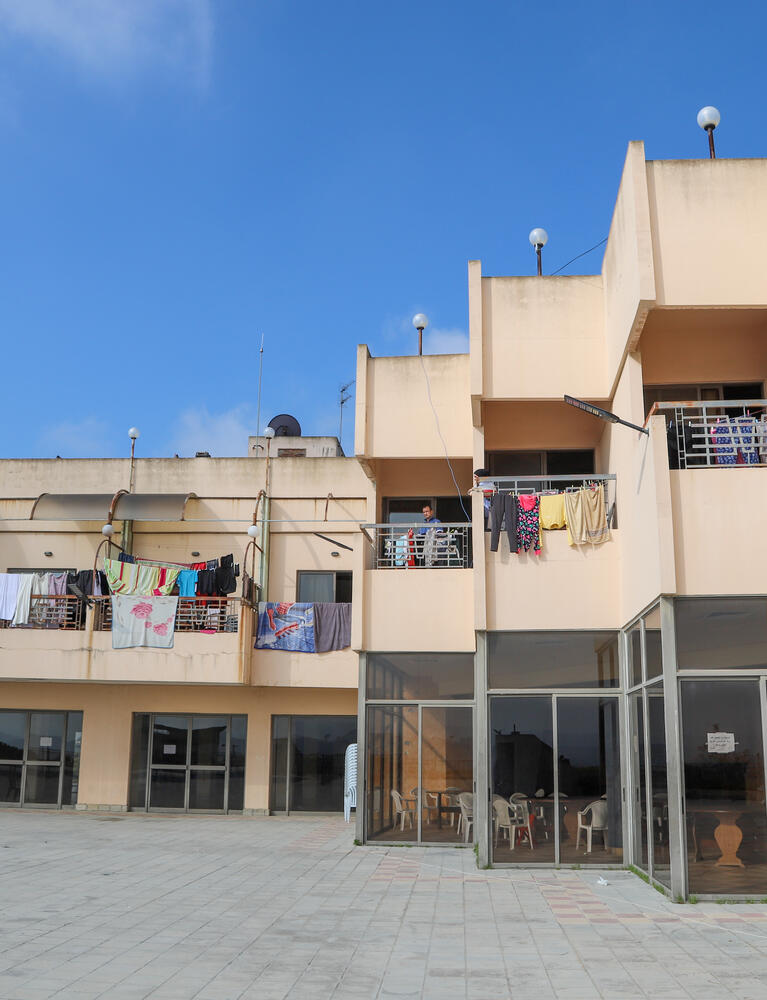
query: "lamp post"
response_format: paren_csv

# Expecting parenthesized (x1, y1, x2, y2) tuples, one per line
(261, 427, 276, 602)
(529, 228, 548, 276)
(412, 313, 429, 356)
(697, 106, 721, 159)
(128, 427, 140, 493)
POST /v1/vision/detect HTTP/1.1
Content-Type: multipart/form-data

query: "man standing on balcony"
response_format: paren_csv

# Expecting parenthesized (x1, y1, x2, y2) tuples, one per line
(419, 505, 444, 567)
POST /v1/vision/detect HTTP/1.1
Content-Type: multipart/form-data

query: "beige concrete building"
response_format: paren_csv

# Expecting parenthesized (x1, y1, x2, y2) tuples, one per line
(1, 141, 766, 899)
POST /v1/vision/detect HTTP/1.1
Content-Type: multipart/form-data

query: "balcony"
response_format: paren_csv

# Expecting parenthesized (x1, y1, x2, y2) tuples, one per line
(0, 596, 254, 684)
(653, 400, 767, 469)
(361, 523, 471, 569)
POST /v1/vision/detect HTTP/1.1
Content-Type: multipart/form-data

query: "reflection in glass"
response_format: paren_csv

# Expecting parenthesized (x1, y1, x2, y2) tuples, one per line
(558, 698, 622, 864)
(150, 768, 186, 809)
(228, 716, 247, 812)
(0, 764, 22, 803)
(289, 717, 357, 811)
(682, 680, 767, 894)
(152, 716, 188, 766)
(647, 687, 670, 886)
(270, 716, 289, 812)
(367, 653, 474, 700)
(366, 706, 418, 842)
(420, 707, 473, 844)
(488, 632, 618, 689)
(189, 770, 225, 810)
(632, 693, 649, 871)
(61, 712, 83, 807)
(629, 628, 642, 687)
(24, 765, 60, 805)
(644, 605, 663, 680)
(676, 598, 767, 670)
(0, 712, 25, 761)
(191, 717, 227, 766)
(27, 713, 63, 762)
(128, 714, 151, 810)
(490, 697, 555, 863)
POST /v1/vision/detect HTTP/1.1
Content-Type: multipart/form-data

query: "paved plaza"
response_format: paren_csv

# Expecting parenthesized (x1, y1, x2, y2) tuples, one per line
(1, 813, 767, 999)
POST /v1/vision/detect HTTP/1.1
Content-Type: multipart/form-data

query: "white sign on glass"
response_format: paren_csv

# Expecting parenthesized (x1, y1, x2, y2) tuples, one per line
(707, 732, 735, 754)
(163, 744, 176, 755)
(39, 736, 52, 748)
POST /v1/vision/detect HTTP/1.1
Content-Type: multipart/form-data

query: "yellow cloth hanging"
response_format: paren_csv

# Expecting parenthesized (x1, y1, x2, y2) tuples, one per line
(539, 493, 566, 530)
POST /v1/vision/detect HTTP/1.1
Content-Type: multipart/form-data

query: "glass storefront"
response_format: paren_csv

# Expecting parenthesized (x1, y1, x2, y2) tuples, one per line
(270, 715, 357, 813)
(0, 710, 82, 808)
(365, 653, 474, 843)
(129, 713, 246, 813)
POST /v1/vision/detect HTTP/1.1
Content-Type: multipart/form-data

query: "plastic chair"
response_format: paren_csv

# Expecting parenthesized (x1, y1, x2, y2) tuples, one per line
(343, 743, 357, 823)
(499, 797, 535, 850)
(391, 789, 416, 831)
(576, 799, 609, 853)
(457, 791, 474, 843)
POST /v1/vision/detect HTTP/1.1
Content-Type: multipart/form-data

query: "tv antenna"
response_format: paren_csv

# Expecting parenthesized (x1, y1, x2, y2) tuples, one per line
(339, 380, 355, 446)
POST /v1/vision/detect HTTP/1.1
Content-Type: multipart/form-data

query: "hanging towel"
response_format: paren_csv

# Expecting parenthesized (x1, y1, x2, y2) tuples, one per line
(111, 595, 178, 649)
(539, 493, 566, 530)
(255, 602, 315, 652)
(11, 574, 34, 626)
(0, 574, 20, 620)
(48, 572, 69, 596)
(105, 558, 179, 596)
(565, 488, 610, 546)
(30, 572, 49, 614)
(177, 569, 199, 597)
(313, 603, 351, 652)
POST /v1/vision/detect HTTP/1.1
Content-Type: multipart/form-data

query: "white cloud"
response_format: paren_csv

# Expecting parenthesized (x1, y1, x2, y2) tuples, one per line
(424, 327, 469, 355)
(0, 0, 213, 87)
(171, 404, 256, 458)
(40, 416, 112, 457)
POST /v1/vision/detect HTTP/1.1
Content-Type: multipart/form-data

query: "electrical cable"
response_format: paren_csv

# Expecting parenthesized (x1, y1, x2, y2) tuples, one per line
(418, 353, 471, 521)
(549, 236, 608, 276)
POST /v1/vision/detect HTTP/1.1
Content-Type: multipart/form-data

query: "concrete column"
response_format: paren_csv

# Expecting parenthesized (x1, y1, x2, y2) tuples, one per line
(355, 652, 366, 843)
(474, 631, 489, 867)
(660, 596, 686, 900)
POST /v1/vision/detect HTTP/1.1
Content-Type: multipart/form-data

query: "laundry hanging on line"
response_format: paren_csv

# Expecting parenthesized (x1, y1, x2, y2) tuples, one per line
(255, 601, 352, 653)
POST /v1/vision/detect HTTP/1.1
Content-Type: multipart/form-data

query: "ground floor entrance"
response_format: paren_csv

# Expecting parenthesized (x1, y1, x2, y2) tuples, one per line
(269, 715, 357, 812)
(0, 710, 83, 808)
(128, 713, 247, 812)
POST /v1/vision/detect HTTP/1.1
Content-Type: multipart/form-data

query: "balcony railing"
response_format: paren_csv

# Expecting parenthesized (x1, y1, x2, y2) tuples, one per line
(92, 596, 242, 633)
(0, 594, 84, 630)
(653, 401, 767, 469)
(487, 474, 617, 527)
(362, 523, 471, 569)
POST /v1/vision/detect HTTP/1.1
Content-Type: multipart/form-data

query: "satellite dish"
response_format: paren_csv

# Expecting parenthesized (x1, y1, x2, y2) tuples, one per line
(268, 414, 302, 437)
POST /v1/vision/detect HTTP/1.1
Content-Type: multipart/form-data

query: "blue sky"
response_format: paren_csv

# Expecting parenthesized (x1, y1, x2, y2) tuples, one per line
(0, 0, 763, 459)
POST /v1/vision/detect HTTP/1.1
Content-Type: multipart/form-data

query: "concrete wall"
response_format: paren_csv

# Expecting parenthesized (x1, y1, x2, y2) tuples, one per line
(363, 569, 475, 652)
(0, 682, 356, 811)
(481, 276, 607, 400)
(483, 401, 604, 453)
(355, 350, 472, 459)
(670, 467, 767, 595)
(646, 158, 767, 307)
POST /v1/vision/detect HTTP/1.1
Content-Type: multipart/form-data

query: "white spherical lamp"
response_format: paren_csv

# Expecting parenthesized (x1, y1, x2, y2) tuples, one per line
(412, 313, 429, 330)
(101, 523, 115, 537)
(697, 106, 721, 130)
(528, 228, 548, 248)
(128, 427, 140, 440)
(247, 524, 259, 538)
(263, 426, 276, 439)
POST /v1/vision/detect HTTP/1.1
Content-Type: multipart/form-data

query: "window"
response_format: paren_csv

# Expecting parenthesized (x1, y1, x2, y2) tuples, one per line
(643, 382, 763, 417)
(296, 571, 352, 603)
(485, 450, 595, 482)
(488, 631, 619, 689)
(384, 497, 470, 524)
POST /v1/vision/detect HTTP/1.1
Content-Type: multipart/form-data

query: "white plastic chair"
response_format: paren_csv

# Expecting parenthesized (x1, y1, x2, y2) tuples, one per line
(457, 791, 474, 843)
(495, 797, 534, 850)
(576, 799, 609, 853)
(343, 744, 357, 823)
(391, 789, 416, 830)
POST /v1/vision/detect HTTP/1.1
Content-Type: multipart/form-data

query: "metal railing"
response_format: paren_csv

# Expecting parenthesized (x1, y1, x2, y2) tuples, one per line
(653, 401, 767, 469)
(361, 523, 471, 569)
(92, 596, 241, 633)
(0, 594, 84, 630)
(486, 474, 617, 527)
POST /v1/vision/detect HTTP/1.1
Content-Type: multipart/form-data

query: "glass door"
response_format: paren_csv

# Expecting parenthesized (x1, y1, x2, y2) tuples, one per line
(0, 711, 83, 808)
(135, 714, 246, 813)
(420, 706, 473, 844)
(681, 679, 767, 894)
(366, 705, 418, 841)
(270, 715, 357, 813)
